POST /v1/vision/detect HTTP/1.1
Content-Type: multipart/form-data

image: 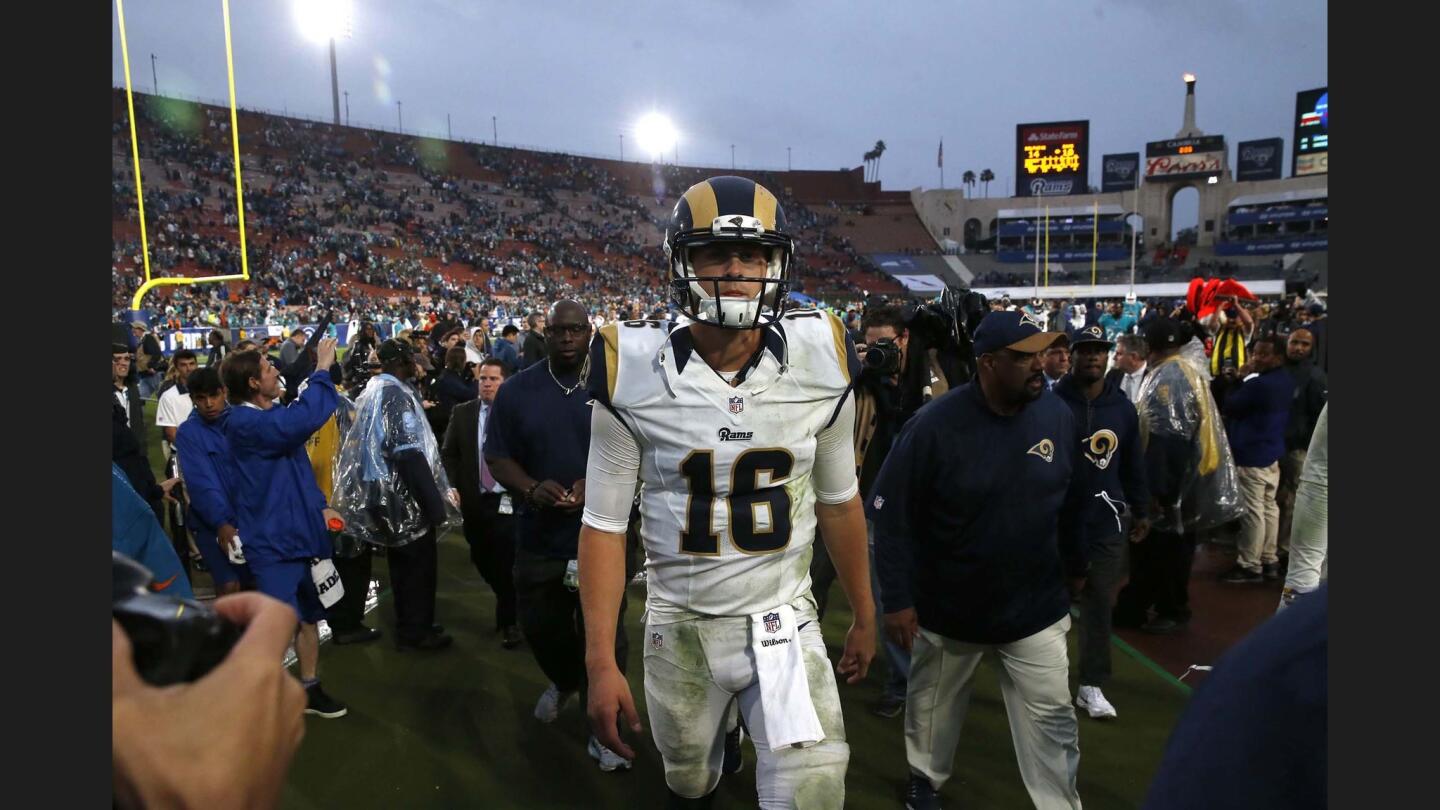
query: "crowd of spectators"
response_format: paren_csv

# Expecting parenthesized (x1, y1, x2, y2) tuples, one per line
(113, 95, 900, 334)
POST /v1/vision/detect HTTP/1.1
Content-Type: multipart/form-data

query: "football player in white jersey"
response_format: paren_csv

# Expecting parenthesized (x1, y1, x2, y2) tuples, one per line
(577, 176, 875, 808)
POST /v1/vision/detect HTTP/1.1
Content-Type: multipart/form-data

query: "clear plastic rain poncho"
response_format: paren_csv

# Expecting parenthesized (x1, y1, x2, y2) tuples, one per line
(1136, 337, 1243, 534)
(331, 374, 460, 548)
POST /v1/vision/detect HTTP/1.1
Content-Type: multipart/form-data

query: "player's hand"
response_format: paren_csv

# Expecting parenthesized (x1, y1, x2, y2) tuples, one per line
(530, 480, 570, 509)
(884, 608, 919, 653)
(559, 479, 586, 511)
(314, 337, 338, 371)
(159, 477, 182, 505)
(1067, 577, 1087, 601)
(113, 592, 306, 810)
(217, 524, 238, 554)
(836, 619, 876, 684)
(1129, 517, 1151, 544)
(585, 665, 641, 760)
(445, 489, 461, 509)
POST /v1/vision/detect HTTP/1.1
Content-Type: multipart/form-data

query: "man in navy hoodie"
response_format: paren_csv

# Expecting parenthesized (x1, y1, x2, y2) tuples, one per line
(1054, 325, 1151, 721)
(1218, 334, 1296, 584)
(221, 340, 348, 719)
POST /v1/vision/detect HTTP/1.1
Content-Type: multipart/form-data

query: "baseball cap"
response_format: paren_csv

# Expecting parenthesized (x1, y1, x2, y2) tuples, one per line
(376, 338, 414, 364)
(1070, 324, 1114, 349)
(130, 321, 147, 332)
(972, 310, 1067, 357)
(1143, 318, 1183, 352)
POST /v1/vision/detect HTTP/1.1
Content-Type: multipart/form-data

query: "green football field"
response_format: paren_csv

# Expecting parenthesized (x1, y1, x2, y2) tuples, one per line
(141, 400, 1187, 808)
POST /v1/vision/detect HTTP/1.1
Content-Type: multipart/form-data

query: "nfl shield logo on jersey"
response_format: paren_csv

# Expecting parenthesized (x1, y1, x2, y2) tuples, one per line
(651, 632, 663, 649)
(763, 612, 781, 633)
(728, 396, 744, 414)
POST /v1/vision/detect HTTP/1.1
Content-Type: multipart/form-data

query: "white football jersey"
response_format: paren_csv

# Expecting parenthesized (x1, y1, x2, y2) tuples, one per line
(593, 309, 859, 618)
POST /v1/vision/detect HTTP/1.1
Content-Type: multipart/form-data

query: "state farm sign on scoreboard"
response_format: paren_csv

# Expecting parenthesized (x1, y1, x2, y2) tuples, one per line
(1144, 135, 1226, 181)
(1015, 120, 1089, 197)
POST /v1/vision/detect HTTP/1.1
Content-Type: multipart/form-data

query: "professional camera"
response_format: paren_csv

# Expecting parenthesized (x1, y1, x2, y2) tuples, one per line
(864, 338, 903, 375)
(861, 285, 988, 416)
(113, 552, 241, 686)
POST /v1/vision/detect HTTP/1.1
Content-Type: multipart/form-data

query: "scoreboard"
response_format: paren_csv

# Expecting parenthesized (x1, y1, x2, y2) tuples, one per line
(1015, 120, 1089, 197)
(1292, 87, 1328, 176)
(1144, 135, 1226, 180)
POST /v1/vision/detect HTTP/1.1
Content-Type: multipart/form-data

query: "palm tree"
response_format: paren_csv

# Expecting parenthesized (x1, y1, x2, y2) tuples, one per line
(862, 148, 877, 181)
(962, 170, 976, 197)
(980, 168, 995, 197)
(872, 140, 887, 183)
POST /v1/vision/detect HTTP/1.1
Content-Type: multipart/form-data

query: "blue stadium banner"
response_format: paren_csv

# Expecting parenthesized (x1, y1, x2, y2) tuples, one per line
(1101, 153, 1140, 192)
(1214, 237, 1327, 256)
(997, 247, 1130, 263)
(1236, 138, 1284, 182)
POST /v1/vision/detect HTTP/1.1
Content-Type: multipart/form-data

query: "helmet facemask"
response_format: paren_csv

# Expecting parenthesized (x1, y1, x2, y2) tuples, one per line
(668, 214, 791, 329)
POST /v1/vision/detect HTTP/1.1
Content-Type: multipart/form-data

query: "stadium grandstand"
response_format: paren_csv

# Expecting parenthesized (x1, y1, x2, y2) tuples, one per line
(112, 88, 922, 333)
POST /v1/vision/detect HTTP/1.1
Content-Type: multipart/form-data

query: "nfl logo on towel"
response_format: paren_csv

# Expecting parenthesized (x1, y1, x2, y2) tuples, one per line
(763, 612, 781, 633)
(729, 396, 744, 414)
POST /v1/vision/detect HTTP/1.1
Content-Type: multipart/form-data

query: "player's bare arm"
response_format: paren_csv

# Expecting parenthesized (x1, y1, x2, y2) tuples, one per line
(816, 494, 876, 683)
(578, 524, 641, 758)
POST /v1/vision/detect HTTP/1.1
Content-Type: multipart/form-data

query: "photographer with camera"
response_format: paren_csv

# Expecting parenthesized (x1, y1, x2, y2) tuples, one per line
(852, 305, 923, 718)
(811, 295, 984, 719)
(113, 589, 306, 810)
(343, 321, 380, 386)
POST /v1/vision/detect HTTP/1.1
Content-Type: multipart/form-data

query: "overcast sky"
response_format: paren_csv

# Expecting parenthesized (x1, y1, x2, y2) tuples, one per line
(113, 0, 1326, 230)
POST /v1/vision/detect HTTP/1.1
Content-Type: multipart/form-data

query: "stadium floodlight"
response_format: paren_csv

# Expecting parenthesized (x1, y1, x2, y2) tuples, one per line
(294, 0, 352, 44)
(294, 0, 353, 126)
(1183, 73, 1196, 83)
(635, 113, 678, 161)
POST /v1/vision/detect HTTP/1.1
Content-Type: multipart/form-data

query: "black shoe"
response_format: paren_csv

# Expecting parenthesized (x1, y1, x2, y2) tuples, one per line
(1262, 563, 1281, 581)
(1111, 610, 1147, 630)
(722, 725, 744, 775)
(1140, 616, 1189, 634)
(332, 626, 383, 645)
(396, 631, 454, 652)
(305, 683, 348, 718)
(872, 694, 906, 719)
(905, 771, 941, 810)
(501, 625, 524, 649)
(1220, 565, 1263, 584)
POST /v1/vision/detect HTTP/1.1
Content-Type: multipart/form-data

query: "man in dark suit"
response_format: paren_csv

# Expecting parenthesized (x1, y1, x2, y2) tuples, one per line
(441, 357, 522, 648)
(520, 312, 547, 369)
(113, 343, 147, 449)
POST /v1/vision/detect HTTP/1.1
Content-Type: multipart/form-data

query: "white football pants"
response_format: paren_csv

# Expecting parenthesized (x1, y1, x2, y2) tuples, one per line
(642, 597, 849, 809)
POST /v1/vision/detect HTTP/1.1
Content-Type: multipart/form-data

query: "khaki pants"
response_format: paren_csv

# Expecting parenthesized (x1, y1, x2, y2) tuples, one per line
(905, 617, 1081, 809)
(1275, 449, 1308, 555)
(1236, 463, 1282, 571)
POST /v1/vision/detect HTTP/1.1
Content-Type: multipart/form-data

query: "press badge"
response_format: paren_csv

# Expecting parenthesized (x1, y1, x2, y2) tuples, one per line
(498, 493, 513, 515)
